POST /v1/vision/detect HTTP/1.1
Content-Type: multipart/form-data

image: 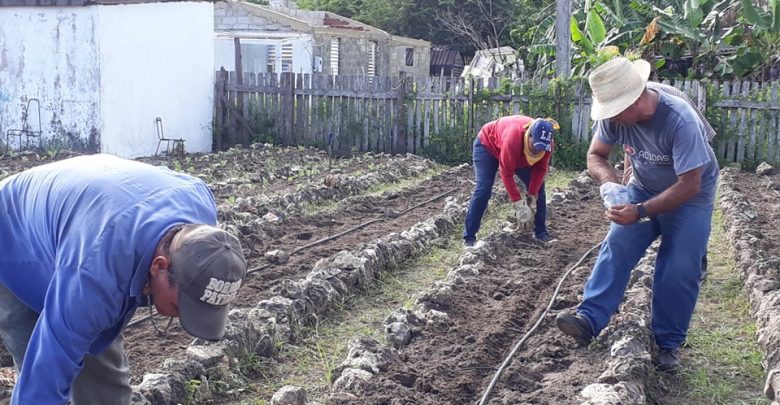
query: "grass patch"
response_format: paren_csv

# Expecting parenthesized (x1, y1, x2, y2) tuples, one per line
(651, 208, 768, 405)
(545, 167, 579, 191)
(364, 166, 446, 196)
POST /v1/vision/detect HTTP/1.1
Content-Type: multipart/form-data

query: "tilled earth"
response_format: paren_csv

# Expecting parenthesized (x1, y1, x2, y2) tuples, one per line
(0, 148, 646, 405)
(728, 170, 780, 258)
(327, 175, 614, 404)
(0, 148, 459, 383)
(123, 164, 473, 382)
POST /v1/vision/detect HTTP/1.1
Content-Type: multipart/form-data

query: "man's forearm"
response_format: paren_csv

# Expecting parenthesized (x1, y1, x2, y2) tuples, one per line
(587, 153, 620, 184)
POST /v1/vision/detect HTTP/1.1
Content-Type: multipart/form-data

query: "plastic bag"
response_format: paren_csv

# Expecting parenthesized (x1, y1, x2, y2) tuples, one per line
(599, 182, 631, 208)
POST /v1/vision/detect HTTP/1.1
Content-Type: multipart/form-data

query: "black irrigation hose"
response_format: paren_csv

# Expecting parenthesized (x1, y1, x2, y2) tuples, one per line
(245, 186, 459, 276)
(477, 241, 604, 405)
(127, 186, 460, 329)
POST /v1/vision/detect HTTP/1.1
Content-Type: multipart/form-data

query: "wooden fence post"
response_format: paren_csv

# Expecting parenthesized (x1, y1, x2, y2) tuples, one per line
(279, 72, 296, 145)
(395, 72, 408, 154)
(214, 67, 228, 152)
(233, 38, 250, 147)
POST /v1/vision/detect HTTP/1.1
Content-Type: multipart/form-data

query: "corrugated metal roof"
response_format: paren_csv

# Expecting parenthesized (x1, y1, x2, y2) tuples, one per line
(0, 0, 210, 6)
(430, 46, 463, 67)
(430, 46, 465, 76)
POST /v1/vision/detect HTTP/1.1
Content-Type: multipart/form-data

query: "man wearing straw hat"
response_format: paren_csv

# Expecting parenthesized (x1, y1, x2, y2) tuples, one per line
(463, 116, 559, 247)
(555, 57, 719, 372)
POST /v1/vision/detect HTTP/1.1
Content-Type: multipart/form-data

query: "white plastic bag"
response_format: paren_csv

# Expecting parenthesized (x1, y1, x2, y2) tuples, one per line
(599, 182, 631, 208)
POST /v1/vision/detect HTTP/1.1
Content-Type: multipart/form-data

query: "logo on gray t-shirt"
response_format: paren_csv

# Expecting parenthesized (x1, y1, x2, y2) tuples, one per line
(595, 91, 719, 206)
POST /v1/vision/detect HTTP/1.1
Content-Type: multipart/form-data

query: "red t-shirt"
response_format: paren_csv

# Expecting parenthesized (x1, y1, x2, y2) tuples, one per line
(478, 115, 553, 202)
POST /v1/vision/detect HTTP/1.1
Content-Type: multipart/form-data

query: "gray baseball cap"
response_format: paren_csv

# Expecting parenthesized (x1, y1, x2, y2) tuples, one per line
(170, 225, 247, 341)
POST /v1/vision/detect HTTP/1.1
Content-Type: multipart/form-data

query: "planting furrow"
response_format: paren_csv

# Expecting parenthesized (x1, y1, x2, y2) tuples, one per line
(123, 167, 474, 404)
(718, 167, 780, 402)
(323, 172, 657, 404)
(121, 164, 472, 385)
(215, 153, 438, 231)
(137, 145, 401, 199)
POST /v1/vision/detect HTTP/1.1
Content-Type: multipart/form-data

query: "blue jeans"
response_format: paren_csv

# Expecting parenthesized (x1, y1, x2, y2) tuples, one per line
(577, 186, 713, 350)
(0, 283, 132, 404)
(463, 136, 547, 243)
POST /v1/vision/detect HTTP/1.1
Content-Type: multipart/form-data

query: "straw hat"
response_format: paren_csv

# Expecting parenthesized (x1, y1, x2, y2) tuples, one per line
(589, 58, 651, 121)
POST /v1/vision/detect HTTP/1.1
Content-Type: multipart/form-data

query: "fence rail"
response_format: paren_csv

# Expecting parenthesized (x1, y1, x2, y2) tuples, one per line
(214, 69, 780, 165)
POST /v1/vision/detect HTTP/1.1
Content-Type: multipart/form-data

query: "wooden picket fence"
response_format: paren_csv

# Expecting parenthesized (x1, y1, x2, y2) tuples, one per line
(214, 68, 780, 165)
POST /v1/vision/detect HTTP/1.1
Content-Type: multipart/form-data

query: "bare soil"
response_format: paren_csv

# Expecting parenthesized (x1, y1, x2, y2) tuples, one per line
(122, 164, 473, 382)
(328, 179, 613, 404)
(728, 171, 780, 258)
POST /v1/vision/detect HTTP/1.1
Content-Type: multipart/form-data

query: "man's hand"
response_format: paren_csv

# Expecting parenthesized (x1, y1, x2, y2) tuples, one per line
(514, 199, 533, 231)
(606, 204, 640, 225)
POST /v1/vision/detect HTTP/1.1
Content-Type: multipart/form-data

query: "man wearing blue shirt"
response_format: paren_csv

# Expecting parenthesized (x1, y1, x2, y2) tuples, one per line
(556, 58, 719, 372)
(0, 154, 247, 404)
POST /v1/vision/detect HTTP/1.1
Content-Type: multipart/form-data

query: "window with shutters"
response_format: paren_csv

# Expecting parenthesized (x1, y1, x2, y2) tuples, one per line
(267, 45, 276, 73)
(405, 48, 414, 67)
(368, 41, 377, 76)
(330, 38, 340, 75)
(281, 43, 293, 73)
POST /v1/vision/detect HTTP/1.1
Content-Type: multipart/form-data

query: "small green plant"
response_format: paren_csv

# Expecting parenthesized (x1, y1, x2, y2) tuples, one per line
(227, 195, 237, 205)
(184, 379, 202, 405)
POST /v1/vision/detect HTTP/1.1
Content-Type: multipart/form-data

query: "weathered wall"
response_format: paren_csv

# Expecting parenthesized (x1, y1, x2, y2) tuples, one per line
(336, 36, 390, 77)
(98, 2, 215, 158)
(0, 7, 101, 151)
(215, 1, 294, 32)
(389, 43, 431, 78)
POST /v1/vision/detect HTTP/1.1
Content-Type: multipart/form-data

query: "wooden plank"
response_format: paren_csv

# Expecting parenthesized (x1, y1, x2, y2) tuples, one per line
(296, 73, 306, 145)
(709, 80, 731, 159)
(301, 73, 310, 145)
(725, 81, 738, 162)
(406, 80, 415, 153)
(749, 81, 762, 162)
(737, 81, 751, 162)
(214, 68, 228, 151)
(771, 84, 779, 163)
(414, 78, 423, 153)
(423, 77, 432, 148)
(242, 72, 252, 146)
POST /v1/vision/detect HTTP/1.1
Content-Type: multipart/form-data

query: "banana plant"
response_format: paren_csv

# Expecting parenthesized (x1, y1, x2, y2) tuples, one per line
(737, 0, 780, 79)
(569, 1, 645, 76)
(642, 0, 737, 78)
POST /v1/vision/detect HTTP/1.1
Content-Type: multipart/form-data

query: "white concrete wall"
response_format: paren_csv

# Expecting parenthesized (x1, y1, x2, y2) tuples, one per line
(98, 2, 215, 158)
(0, 7, 101, 151)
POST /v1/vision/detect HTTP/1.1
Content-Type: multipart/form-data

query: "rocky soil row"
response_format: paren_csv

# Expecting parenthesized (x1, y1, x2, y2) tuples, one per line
(318, 173, 659, 405)
(128, 173, 473, 404)
(718, 166, 780, 402)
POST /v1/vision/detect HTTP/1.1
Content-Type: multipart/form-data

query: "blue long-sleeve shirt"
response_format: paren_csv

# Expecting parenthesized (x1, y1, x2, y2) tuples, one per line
(0, 154, 218, 404)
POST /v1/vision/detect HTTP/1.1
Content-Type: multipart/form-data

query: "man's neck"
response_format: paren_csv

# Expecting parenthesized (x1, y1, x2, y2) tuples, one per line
(638, 89, 660, 122)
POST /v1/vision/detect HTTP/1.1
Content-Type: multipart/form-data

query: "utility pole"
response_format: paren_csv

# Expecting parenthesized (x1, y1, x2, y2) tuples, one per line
(555, 0, 571, 78)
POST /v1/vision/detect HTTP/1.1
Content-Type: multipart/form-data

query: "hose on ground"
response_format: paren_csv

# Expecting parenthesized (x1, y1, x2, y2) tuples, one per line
(245, 186, 459, 275)
(477, 241, 604, 405)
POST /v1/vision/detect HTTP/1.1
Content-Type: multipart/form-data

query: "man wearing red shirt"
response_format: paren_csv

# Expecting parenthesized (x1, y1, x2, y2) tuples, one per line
(463, 116, 557, 246)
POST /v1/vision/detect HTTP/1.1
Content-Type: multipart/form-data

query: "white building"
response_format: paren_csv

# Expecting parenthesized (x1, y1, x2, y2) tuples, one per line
(0, 0, 215, 158)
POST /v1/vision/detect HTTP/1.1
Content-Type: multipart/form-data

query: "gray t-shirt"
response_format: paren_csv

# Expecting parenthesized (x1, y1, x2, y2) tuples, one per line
(595, 91, 719, 206)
